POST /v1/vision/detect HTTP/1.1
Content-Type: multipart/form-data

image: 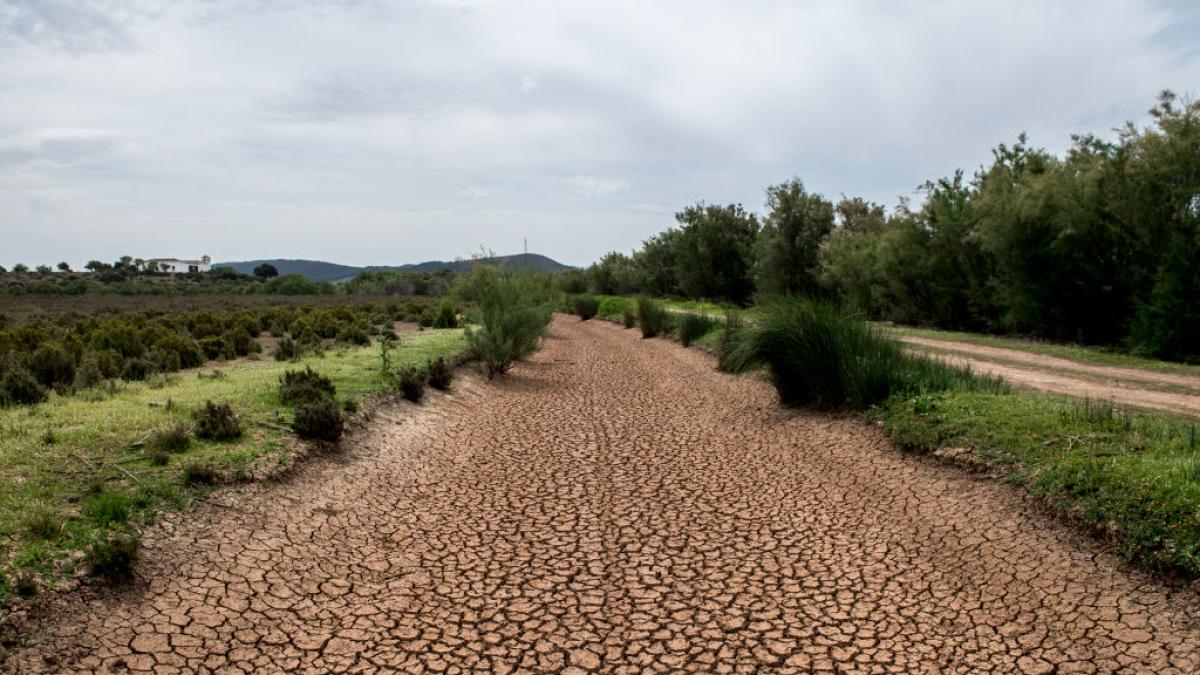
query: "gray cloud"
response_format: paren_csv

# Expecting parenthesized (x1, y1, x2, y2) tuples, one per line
(1, 0, 1198, 268)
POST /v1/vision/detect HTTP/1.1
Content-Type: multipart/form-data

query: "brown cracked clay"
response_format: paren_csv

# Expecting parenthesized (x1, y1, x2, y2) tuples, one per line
(6, 316, 1199, 673)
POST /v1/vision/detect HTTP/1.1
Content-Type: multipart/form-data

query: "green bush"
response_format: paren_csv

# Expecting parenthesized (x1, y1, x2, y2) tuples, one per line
(120, 357, 157, 381)
(274, 336, 299, 361)
(152, 333, 204, 369)
(571, 294, 600, 320)
(396, 366, 426, 403)
(149, 423, 191, 454)
(336, 324, 370, 346)
(427, 356, 453, 390)
(464, 271, 552, 378)
(623, 308, 636, 329)
(636, 296, 666, 338)
(28, 341, 75, 388)
(432, 299, 458, 329)
(73, 355, 105, 389)
(83, 490, 132, 527)
(723, 297, 1003, 409)
(0, 363, 47, 406)
(198, 336, 229, 360)
(194, 401, 242, 441)
(677, 312, 719, 347)
(279, 367, 335, 405)
(85, 529, 139, 581)
(292, 396, 344, 442)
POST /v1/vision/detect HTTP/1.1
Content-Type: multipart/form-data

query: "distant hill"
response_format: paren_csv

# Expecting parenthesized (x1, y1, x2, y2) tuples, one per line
(215, 253, 571, 282)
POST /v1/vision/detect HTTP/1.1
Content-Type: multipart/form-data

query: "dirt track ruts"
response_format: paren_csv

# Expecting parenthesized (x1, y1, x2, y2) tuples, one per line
(7, 316, 1199, 673)
(900, 336, 1200, 418)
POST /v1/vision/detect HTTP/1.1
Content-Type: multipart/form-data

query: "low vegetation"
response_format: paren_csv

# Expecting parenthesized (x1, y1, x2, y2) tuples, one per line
(570, 294, 599, 321)
(463, 270, 554, 378)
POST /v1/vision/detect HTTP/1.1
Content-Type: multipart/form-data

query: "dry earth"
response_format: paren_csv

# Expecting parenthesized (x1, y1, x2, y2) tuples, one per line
(901, 336, 1200, 418)
(6, 316, 1199, 673)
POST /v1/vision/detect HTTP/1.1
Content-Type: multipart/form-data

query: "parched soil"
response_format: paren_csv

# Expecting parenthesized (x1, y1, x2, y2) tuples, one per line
(6, 317, 1199, 673)
(902, 336, 1200, 418)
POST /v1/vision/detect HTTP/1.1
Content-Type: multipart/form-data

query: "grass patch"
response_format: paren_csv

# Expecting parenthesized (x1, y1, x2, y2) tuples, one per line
(879, 390, 1200, 578)
(0, 328, 466, 605)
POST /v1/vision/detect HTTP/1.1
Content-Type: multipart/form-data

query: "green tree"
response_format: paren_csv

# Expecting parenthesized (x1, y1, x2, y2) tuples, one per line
(673, 203, 759, 304)
(755, 180, 835, 297)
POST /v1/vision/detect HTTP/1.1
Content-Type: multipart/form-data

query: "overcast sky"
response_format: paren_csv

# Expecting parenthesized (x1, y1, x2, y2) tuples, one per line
(1, 0, 1198, 269)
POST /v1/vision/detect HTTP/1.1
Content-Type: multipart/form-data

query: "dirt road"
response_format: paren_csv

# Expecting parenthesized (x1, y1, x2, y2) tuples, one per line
(8, 317, 1199, 673)
(901, 335, 1200, 418)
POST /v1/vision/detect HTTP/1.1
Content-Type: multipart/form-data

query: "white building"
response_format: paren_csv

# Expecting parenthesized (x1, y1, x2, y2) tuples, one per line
(145, 255, 212, 273)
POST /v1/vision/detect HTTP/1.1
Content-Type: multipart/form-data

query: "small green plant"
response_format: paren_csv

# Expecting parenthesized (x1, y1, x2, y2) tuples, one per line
(292, 396, 344, 442)
(13, 571, 37, 598)
(427, 356, 453, 390)
(279, 367, 335, 406)
(182, 462, 218, 485)
(83, 490, 132, 527)
(677, 312, 719, 347)
(396, 366, 426, 403)
(194, 401, 242, 441)
(25, 508, 61, 541)
(622, 308, 636, 329)
(274, 336, 300, 361)
(464, 271, 552, 378)
(148, 423, 191, 454)
(432, 299, 459, 328)
(636, 296, 666, 338)
(85, 529, 139, 581)
(378, 331, 397, 374)
(571, 294, 600, 321)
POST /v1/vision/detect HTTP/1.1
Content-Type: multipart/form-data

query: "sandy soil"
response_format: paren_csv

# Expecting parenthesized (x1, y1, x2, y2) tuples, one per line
(6, 316, 1198, 673)
(902, 336, 1200, 417)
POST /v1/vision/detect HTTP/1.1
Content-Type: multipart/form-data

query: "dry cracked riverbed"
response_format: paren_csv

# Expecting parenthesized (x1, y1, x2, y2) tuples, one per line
(6, 316, 1200, 673)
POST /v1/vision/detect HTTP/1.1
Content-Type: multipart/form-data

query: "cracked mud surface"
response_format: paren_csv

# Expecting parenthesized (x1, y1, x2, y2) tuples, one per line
(901, 336, 1200, 418)
(8, 316, 1199, 673)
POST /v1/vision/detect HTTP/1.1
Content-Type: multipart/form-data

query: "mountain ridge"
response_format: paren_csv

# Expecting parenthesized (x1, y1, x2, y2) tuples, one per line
(213, 254, 571, 282)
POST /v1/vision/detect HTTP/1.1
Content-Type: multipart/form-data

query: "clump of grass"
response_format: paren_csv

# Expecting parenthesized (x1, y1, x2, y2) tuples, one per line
(12, 571, 37, 598)
(636, 296, 667, 338)
(41, 428, 56, 445)
(571, 294, 600, 321)
(194, 401, 242, 441)
(148, 423, 191, 454)
(677, 312, 720, 347)
(83, 490, 132, 527)
(716, 312, 744, 373)
(24, 508, 61, 541)
(723, 297, 1003, 409)
(149, 449, 171, 466)
(427, 357, 453, 390)
(396, 366, 426, 403)
(85, 529, 139, 582)
(279, 367, 335, 406)
(623, 308, 636, 329)
(275, 335, 300, 361)
(292, 396, 344, 442)
(181, 462, 218, 485)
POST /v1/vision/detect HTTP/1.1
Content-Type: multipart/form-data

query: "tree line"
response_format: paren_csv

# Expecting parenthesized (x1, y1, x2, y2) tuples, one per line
(573, 91, 1200, 361)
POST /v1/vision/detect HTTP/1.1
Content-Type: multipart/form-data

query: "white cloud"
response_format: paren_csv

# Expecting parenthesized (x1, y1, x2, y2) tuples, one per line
(0, 0, 1197, 268)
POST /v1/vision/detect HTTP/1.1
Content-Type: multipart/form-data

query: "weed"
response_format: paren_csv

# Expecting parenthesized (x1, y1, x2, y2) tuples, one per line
(571, 294, 600, 320)
(181, 462, 218, 485)
(13, 571, 38, 597)
(41, 428, 56, 445)
(396, 366, 426, 403)
(149, 423, 191, 454)
(292, 396, 344, 442)
(193, 401, 242, 441)
(716, 312, 744, 372)
(677, 312, 719, 347)
(85, 529, 139, 581)
(279, 367, 336, 406)
(149, 449, 171, 466)
(623, 308, 636, 329)
(378, 331, 397, 374)
(24, 508, 61, 540)
(427, 356, 453, 390)
(636, 296, 666, 338)
(83, 490, 132, 527)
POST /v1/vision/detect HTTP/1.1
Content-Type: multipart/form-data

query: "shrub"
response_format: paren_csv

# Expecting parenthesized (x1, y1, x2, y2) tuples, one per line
(623, 308, 636, 329)
(25, 509, 61, 540)
(198, 336, 229, 360)
(396, 366, 426, 403)
(292, 396, 344, 442)
(274, 335, 300, 361)
(723, 297, 1003, 410)
(153, 333, 204, 369)
(571, 294, 599, 321)
(0, 364, 47, 406)
(432, 299, 458, 329)
(182, 462, 218, 485)
(464, 271, 552, 378)
(83, 490, 132, 527)
(427, 356, 453, 390)
(677, 312, 719, 347)
(28, 342, 75, 388)
(149, 423, 191, 454)
(279, 367, 335, 405)
(222, 328, 259, 357)
(85, 529, 139, 581)
(337, 324, 370, 346)
(73, 356, 105, 389)
(194, 401, 242, 441)
(120, 357, 157, 381)
(636, 296, 666, 338)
